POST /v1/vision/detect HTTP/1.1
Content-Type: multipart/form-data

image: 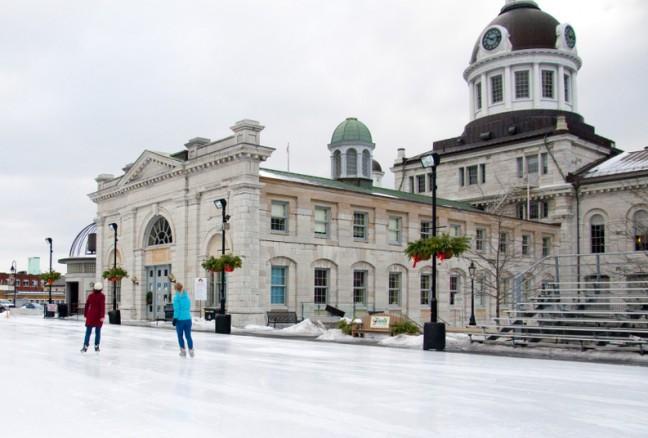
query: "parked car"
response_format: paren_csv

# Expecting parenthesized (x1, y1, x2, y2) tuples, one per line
(0, 304, 5, 313)
(0, 299, 15, 308)
(21, 302, 43, 310)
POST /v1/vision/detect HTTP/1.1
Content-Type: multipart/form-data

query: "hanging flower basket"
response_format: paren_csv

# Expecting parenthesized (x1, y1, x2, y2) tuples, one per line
(405, 234, 470, 267)
(41, 271, 61, 285)
(102, 267, 128, 282)
(202, 254, 242, 273)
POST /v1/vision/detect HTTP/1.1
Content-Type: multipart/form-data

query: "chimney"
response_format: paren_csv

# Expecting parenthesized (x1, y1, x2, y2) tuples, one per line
(231, 119, 265, 145)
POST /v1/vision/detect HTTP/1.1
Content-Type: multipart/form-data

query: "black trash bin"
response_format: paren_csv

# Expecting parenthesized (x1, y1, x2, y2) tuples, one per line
(57, 303, 68, 318)
(204, 308, 217, 321)
(215, 313, 231, 334)
(164, 304, 174, 321)
(108, 309, 121, 325)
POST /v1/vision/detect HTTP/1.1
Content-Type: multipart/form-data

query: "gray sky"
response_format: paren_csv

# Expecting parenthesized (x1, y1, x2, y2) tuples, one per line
(1, 0, 647, 273)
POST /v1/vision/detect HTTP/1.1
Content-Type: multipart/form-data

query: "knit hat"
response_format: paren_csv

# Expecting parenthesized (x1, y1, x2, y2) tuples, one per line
(93, 282, 103, 291)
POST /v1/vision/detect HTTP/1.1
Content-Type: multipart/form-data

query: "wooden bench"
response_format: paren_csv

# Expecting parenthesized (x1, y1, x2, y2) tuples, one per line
(351, 312, 407, 337)
(266, 310, 301, 327)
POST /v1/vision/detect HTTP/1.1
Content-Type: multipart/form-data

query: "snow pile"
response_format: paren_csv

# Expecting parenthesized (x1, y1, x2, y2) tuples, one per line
(279, 319, 325, 336)
(242, 324, 274, 332)
(378, 334, 423, 349)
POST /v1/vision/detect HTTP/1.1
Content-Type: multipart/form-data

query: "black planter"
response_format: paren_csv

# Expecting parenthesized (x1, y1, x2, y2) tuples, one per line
(423, 322, 446, 351)
(215, 313, 231, 334)
(108, 309, 121, 325)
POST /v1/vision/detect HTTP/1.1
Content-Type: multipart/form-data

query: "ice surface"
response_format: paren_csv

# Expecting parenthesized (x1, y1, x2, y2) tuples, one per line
(1, 315, 647, 438)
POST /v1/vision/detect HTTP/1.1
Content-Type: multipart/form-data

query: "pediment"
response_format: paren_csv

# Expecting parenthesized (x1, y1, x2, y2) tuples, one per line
(120, 151, 180, 185)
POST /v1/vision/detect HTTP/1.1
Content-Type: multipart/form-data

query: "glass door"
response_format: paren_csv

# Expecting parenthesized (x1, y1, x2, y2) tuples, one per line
(145, 265, 172, 320)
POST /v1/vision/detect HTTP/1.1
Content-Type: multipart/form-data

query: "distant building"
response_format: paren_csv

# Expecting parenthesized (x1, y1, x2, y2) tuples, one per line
(0, 271, 64, 304)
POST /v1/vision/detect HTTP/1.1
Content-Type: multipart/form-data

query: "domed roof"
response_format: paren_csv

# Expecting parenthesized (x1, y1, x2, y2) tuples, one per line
(330, 117, 373, 145)
(470, 1, 560, 64)
(372, 159, 383, 172)
(69, 223, 97, 258)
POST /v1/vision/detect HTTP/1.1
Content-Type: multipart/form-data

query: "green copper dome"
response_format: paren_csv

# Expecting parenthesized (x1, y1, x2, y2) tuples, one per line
(330, 117, 373, 145)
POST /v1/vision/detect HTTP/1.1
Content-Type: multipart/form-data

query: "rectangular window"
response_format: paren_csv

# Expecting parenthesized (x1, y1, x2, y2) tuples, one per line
(499, 232, 508, 254)
(420, 274, 431, 305)
(427, 173, 433, 192)
(458, 167, 465, 186)
(475, 228, 486, 251)
(591, 224, 605, 253)
(271, 201, 288, 232)
(526, 155, 539, 174)
(449, 223, 462, 237)
(517, 157, 524, 178)
(314, 206, 330, 238)
(541, 153, 548, 174)
(388, 272, 401, 306)
(270, 266, 287, 305)
(514, 70, 530, 99)
(564, 74, 571, 102)
(408, 176, 415, 193)
(420, 221, 432, 239)
(522, 234, 531, 256)
(388, 216, 402, 244)
(314, 268, 329, 304)
(542, 70, 554, 98)
(416, 174, 426, 193)
(449, 275, 459, 305)
(475, 82, 482, 110)
(491, 74, 503, 103)
(542, 236, 551, 257)
(518, 200, 549, 220)
(353, 270, 367, 305)
(467, 165, 478, 185)
(480, 163, 486, 184)
(353, 212, 368, 240)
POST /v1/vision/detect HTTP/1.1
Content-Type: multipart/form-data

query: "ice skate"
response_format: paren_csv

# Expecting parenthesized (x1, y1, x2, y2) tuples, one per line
(80, 346, 88, 353)
(179, 348, 187, 357)
(94, 345, 100, 352)
(189, 349, 195, 358)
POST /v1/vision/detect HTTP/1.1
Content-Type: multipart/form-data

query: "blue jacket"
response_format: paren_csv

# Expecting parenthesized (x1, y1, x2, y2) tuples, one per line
(173, 291, 192, 321)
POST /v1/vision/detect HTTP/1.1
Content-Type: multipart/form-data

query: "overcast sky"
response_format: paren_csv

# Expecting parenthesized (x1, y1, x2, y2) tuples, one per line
(1, 0, 646, 273)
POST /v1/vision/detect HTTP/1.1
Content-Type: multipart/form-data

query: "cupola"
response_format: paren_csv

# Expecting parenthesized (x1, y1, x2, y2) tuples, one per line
(328, 118, 375, 187)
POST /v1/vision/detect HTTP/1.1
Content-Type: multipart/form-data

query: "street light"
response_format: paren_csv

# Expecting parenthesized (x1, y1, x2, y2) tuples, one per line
(468, 260, 477, 326)
(420, 152, 445, 351)
(45, 238, 53, 317)
(108, 223, 120, 324)
(213, 198, 231, 334)
(10, 261, 16, 307)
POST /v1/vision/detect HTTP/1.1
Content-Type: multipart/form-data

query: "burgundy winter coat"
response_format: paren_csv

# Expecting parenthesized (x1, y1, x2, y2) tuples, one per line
(84, 291, 106, 327)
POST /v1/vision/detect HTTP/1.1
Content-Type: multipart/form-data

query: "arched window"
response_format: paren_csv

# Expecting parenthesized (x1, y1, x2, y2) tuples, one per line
(147, 217, 173, 246)
(590, 214, 605, 254)
(346, 149, 357, 176)
(333, 150, 341, 178)
(362, 150, 371, 177)
(633, 210, 648, 250)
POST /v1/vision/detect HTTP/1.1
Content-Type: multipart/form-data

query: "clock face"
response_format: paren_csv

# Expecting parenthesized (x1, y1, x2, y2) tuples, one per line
(482, 28, 502, 51)
(564, 25, 576, 49)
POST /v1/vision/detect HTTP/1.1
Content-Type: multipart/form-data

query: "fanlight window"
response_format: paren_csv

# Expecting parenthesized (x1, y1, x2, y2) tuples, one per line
(148, 217, 173, 246)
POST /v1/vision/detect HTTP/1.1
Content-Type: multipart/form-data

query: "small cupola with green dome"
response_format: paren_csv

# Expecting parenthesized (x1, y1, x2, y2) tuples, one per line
(328, 117, 375, 187)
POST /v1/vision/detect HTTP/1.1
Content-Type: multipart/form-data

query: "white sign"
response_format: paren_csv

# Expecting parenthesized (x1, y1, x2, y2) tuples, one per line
(370, 316, 390, 329)
(194, 278, 208, 301)
(47, 304, 57, 312)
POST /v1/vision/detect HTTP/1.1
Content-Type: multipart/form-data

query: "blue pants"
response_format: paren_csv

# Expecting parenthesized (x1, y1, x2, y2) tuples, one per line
(175, 319, 193, 350)
(84, 326, 101, 347)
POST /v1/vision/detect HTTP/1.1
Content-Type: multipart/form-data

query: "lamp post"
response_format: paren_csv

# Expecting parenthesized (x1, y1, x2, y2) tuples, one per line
(108, 223, 121, 324)
(45, 238, 53, 304)
(10, 261, 16, 307)
(420, 152, 445, 351)
(468, 260, 476, 326)
(213, 198, 231, 334)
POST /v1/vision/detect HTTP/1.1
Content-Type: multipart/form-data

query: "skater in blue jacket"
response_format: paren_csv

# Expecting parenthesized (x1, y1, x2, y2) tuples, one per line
(172, 282, 194, 357)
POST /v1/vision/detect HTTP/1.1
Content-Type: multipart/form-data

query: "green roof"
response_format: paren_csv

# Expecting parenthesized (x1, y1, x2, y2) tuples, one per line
(259, 168, 480, 212)
(330, 117, 373, 145)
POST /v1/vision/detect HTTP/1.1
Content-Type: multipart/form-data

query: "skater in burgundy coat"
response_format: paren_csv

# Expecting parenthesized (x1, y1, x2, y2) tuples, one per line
(81, 282, 106, 353)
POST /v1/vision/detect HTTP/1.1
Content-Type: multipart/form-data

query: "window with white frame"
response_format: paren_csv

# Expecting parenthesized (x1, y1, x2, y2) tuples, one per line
(542, 236, 552, 257)
(270, 266, 287, 305)
(271, 201, 288, 232)
(388, 216, 402, 244)
(564, 74, 571, 102)
(522, 234, 532, 256)
(353, 212, 368, 240)
(362, 150, 371, 177)
(467, 165, 478, 185)
(514, 70, 530, 99)
(449, 223, 463, 237)
(541, 153, 548, 174)
(314, 206, 330, 238)
(353, 270, 367, 305)
(491, 74, 503, 103)
(449, 274, 459, 305)
(388, 272, 401, 306)
(475, 81, 482, 110)
(517, 200, 549, 220)
(542, 70, 554, 98)
(499, 232, 509, 254)
(475, 228, 486, 251)
(416, 174, 426, 193)
(516, 157, 524, 178)
(408, 176, 415, 193)
(420, 274, 431, 305)
(346, 149, 357, 175)
(420, 221, 432, 239)
(427, 173, 433, 192)
(590, 214, 605, 253)
(148, 216, 173, 246)
(526, 155, 539, 174)
(314, 268, 329, 304)
(458, 167, 465, 186)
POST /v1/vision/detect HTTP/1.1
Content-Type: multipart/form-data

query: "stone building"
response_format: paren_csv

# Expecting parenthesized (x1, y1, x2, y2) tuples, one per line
(88, 117, 559, 327)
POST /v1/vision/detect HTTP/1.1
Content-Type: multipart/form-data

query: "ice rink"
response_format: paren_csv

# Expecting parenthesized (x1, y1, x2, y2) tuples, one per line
(1, 315, 646, 438)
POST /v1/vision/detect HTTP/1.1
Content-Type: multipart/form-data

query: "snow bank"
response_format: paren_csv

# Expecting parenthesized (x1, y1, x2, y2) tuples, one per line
(242, 324, 275, 332)
(279, 319, 325, 336)
(378, 334, 423, 349)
